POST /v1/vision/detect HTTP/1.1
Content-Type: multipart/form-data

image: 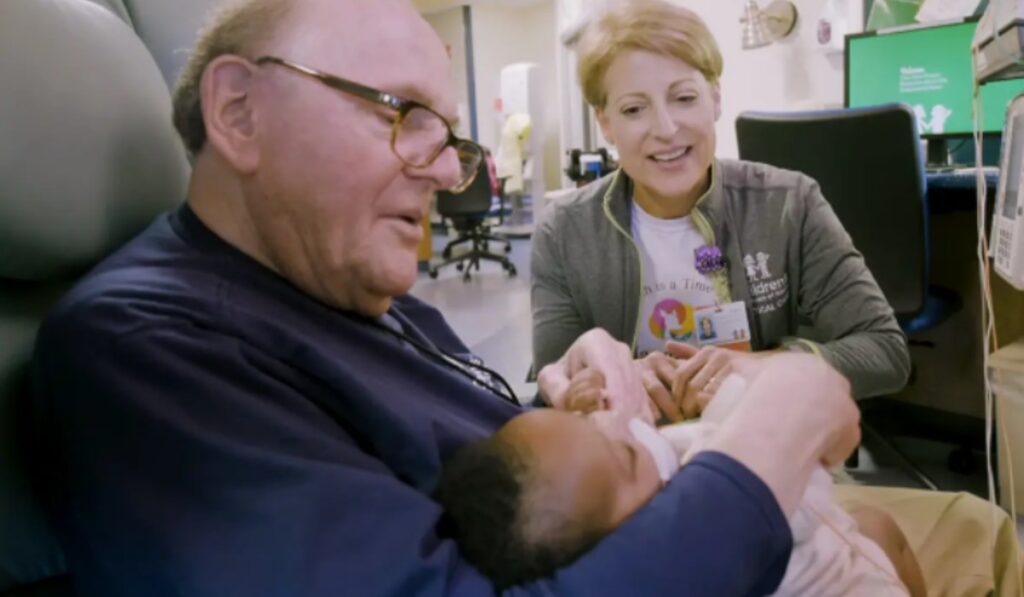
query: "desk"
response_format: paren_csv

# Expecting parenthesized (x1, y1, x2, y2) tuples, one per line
(926, 170, 999, 190)
(925, 169, 1023, 343)
(888, 170, 1024, 443)
(417, 214, 432, 270)
(927, 170, 999, 213)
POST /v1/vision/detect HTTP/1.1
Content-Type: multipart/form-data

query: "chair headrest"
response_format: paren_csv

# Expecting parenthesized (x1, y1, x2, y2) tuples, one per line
(83, 0, 133, 25)
(0, 0, 190, 283)
(122, 0, 219, 88)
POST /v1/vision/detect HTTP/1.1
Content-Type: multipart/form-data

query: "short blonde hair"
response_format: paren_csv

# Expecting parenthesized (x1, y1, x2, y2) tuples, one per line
(171, 0, 293, 155)
(577, 0, 723, 109)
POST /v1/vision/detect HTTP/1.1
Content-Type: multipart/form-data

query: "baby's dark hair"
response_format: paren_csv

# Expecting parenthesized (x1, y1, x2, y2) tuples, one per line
(434, 432, 604, 590)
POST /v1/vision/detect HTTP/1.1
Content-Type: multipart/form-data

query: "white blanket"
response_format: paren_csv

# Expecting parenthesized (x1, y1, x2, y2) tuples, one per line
(629, 375, 909, 597)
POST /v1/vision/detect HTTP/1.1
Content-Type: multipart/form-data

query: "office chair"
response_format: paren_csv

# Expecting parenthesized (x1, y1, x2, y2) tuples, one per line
(429, 161, 517, 281)
(438, 160, 512, 260)
(736, 104, 966, 488)
(0, 0, 191, 594)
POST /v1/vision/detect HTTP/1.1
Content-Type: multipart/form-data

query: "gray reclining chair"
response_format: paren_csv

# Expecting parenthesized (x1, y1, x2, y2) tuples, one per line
(124, 0, 220, 88)
(83, 0, 133, 24)
(84, 0, 218, 88)
(0, 0, 190, 594)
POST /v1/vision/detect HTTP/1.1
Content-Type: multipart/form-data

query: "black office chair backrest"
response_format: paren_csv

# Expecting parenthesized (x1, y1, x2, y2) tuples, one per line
(436, 159, 493, 218)
(736, 104, 928, 320)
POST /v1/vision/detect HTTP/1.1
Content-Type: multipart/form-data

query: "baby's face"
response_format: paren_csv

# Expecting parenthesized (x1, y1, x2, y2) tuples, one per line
(498, 409, 663, 535)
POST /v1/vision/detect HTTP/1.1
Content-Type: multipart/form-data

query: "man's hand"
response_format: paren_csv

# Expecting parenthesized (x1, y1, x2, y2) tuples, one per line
(537, 329, 648, 420)
(708, 353, 860, 516)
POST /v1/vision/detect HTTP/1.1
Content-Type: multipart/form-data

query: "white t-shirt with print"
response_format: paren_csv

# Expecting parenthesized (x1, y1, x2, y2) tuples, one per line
(631, 201, 718, 357)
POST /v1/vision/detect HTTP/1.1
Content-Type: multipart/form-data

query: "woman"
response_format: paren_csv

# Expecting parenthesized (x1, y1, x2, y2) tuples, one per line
(531, 0, 910, 420)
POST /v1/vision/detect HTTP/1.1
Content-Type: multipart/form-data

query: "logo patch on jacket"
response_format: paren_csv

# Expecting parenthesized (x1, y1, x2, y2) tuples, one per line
(744, 252, 789, 314)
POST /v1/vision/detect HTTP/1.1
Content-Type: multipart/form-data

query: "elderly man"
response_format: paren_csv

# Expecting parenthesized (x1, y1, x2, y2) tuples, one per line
(31, 0, 862, 595)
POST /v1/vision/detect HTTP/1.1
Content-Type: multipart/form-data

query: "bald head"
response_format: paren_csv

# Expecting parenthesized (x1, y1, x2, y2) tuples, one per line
(172, 0, 453, 155)
(273, 0, 456, 121)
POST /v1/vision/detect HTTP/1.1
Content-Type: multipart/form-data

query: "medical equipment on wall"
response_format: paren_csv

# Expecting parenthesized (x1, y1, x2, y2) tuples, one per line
(815, 0, 848, 53)
(972, 3, 1024, 582)
(495, 62, 545, 230)
(972, 0, 1024, 83)
(975, 0, 1024, 289)
(496, 112, 532, 195)
(992, 94, 1024, 289)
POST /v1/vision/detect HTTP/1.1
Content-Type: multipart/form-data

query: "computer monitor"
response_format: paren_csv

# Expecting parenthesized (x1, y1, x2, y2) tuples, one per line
(846, 19, 1024, 166)
(993, 92, 1024, 290)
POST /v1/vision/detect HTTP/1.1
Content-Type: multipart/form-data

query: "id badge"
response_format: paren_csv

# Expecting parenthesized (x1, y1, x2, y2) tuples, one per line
(693, 301, 752, 352)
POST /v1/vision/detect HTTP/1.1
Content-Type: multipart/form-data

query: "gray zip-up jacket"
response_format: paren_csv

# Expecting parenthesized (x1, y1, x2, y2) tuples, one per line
(531, 158, 910, 399)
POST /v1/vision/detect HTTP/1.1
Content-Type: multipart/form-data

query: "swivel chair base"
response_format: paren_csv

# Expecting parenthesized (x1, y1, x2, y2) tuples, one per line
(441, 233, 511, 259)
(428, 242, 517, 282)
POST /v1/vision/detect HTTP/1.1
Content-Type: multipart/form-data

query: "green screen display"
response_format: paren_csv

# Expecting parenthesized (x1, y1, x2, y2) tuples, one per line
(847, 21, 1024, 135)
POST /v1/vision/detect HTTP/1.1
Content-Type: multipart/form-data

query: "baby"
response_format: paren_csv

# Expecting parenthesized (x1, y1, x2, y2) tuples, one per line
(435, 369, 926, 595)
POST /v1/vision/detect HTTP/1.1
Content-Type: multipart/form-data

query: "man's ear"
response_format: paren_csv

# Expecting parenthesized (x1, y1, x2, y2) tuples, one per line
(595, 108, 616, 146)
(199, 55, 260, 173)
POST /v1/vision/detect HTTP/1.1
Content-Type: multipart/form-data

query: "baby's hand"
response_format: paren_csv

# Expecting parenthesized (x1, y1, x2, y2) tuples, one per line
(568, 367, 658, 423)
(537, 328, 646, 417)
(563, 368, 609, 414)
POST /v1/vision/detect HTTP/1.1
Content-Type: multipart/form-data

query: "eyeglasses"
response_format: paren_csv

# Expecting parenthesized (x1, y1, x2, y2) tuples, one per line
(254, 56, 483, 193)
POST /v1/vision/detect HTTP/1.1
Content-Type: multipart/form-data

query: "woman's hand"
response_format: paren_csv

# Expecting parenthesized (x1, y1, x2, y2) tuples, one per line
(636, 351, 687, 423)
(668, 343, 740, 419)
(643, 342, 776, 420)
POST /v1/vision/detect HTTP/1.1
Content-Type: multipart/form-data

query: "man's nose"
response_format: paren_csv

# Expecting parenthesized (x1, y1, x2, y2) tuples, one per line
(414, 144, 463, 191)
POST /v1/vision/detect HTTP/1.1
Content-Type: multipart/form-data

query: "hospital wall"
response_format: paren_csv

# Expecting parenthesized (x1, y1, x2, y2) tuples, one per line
(425, 2, 562, 191)
(471, 1, 562, 191)
(423, 8, 472, 138)
(424, 0, 866, 186)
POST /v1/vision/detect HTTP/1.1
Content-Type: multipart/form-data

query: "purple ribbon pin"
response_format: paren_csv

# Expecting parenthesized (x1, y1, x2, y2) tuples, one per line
(694, 245, 725, 275)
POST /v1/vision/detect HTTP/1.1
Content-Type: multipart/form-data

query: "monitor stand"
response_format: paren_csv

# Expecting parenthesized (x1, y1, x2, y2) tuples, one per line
(926, 137, 950, 169)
